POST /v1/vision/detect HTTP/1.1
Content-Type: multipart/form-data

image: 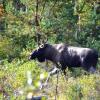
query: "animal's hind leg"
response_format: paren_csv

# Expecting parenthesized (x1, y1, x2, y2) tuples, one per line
(88, 66, 96, 73)
(81, 63, 96, 74)
(81, 54, 97, 73)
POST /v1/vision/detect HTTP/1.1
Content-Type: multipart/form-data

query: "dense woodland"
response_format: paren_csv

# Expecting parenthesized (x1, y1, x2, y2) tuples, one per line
(0, 0, 100, 100)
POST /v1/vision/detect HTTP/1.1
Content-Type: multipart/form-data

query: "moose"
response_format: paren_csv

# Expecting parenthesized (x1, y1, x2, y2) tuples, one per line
(29, 43, 98, 75)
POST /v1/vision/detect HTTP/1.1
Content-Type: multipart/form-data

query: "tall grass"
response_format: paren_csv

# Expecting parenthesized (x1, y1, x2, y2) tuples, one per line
(0, 60, 100, 100)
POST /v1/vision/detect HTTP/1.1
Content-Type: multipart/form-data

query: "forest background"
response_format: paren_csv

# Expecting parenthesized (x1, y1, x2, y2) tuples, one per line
(0, 0, 100, 100)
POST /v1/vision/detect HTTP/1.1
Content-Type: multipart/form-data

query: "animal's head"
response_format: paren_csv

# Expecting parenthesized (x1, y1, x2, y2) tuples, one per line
(29, 44, 48, 62)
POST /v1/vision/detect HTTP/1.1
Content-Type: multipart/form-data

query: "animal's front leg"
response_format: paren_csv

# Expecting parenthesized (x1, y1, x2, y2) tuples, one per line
(60, 68, 68, 81)
(49, 67, 60, 75)
(41, 67, 60, 89)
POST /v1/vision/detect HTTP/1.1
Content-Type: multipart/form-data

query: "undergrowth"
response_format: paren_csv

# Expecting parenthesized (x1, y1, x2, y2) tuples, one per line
(0, 60, 100, 100)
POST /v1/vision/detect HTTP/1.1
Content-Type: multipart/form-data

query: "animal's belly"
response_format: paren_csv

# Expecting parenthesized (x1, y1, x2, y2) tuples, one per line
(68, 62, 81, 67)
(66, 56, 81, 67)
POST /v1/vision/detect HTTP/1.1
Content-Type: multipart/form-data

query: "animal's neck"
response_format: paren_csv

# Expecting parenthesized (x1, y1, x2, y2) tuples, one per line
(45, 45, 60, 63)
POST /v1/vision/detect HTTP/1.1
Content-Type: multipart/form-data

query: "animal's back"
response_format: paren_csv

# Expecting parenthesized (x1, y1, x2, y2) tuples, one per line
(53, 43, 67, 53)
(57, 45, 98, 69)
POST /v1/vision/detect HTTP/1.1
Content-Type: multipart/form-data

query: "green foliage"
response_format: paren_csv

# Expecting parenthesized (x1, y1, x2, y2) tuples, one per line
(1, 60, 100, 99)
(0, 0, 100, 99)
(0, 36, 12, 59)
(0, 60, 44, 99)
(0, 0, 100, 60)
(64, 75, 100, 100)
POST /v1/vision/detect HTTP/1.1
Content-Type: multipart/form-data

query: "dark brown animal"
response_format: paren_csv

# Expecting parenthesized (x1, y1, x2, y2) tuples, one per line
(29, 43, 98, 74)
